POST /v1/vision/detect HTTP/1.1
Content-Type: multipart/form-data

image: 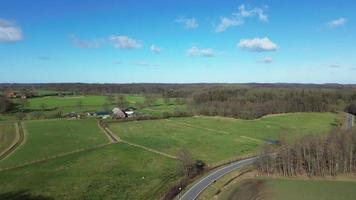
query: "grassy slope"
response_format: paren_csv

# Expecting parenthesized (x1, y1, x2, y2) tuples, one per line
(0, 119, 108, 168)
(109, 113, 339, 164)
(0, 122, 16, 154)
(220, 178, 356, 200)
(0, 143, 179, 200)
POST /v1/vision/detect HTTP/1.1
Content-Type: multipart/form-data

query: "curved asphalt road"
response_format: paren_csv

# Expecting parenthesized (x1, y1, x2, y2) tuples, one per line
(179, 157, 257, 200)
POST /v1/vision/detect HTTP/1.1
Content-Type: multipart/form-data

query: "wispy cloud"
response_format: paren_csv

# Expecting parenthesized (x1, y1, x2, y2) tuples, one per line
(215, 4, 268, 32)
(238, 37, 278, 52)
(329, 64, 340, 68)
(150, 45, 162, 53)
(187, 46, 216, 57)
(176, 17, 199, 29)
(260, 56, 273, 63)
(238, 4, 268, 22)
(349, 67, 356, 71)
(109, 35, 142, 49)
(0, 18, 23, 42)
(327, 18, 347, 28)
(215, 17, 244, 33)
(70, 35, 103, 48)
(131, 61, 159, 67)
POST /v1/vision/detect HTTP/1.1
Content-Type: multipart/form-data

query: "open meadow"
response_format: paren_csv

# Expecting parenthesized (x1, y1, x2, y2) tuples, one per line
(0, 119, 108, 168)
(219, 178, 356, 200)
(109, 112, 340, 165)
(0, 143, 179, 200)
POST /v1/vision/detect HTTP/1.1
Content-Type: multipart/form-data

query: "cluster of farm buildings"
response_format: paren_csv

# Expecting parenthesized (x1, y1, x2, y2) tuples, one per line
(70, 107, 135, 119)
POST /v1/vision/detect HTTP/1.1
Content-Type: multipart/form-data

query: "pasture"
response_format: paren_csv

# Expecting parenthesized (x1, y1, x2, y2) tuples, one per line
(219, 178, 356, 200)
(0, 122, 17, 155)
(19, 94, 182, 117)
(109, 113, 339, 164)
(0, 119, 108, 168)
(0, 143, 179, 200)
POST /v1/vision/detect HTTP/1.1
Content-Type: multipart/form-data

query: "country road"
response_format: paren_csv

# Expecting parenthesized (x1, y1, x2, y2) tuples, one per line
(178, 157, 257, 200)
(347, 113, 354, 129)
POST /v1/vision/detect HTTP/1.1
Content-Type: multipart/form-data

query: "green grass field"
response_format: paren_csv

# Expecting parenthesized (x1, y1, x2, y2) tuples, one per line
(109, 113, 339, 164)
(0, 119, 108, 168)
(0, 143, 179, 200)
(220, 178, 356, 200)
(20, 94, 181, 117)
(0, 122, 17, 154)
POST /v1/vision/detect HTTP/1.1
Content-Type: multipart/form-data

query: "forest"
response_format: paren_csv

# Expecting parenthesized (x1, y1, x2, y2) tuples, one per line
(256, 127, 356, 177)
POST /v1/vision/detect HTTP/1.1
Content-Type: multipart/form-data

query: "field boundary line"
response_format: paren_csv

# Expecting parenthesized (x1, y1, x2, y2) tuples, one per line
(0, 143, 113, 172)
(240, 136, 264, 144)
(0, 121, 25, 161)
(103, 122, 177, 159)
(120, 140, 177, 159)
(165, 119, 230, 135)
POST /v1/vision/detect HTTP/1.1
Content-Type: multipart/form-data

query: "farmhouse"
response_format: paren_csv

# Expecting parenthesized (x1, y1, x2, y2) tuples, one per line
(5, 91, 18, 98)
(112, 107, 126, 119)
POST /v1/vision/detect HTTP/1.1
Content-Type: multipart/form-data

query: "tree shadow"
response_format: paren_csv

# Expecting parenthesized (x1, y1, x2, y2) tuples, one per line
(0, 190, 54, 200)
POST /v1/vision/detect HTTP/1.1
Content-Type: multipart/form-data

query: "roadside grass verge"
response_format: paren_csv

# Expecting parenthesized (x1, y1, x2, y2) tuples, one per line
(0, 118, 108, 168)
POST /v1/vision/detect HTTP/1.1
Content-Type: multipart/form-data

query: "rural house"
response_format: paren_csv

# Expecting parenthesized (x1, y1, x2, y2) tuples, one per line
(112, 107, 127, 119)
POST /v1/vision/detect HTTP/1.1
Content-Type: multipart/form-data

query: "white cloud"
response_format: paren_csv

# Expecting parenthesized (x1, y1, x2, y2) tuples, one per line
(237, 4, 268, 22)
(187, 46, 215, 57)
(238, 37, 278, 52)
(261, 56, 273, 63)
(215, 4, 268, 32)
(109, 35, 142, 49)
(215, 17, 244, 33)
(201, 48, 215, 57)
(176, 17, 199, 29)
(70, 35, 102, 48)
(150, 45, 162, 53)
(327, 18, 347, 28)
(0, 18, 23, 42)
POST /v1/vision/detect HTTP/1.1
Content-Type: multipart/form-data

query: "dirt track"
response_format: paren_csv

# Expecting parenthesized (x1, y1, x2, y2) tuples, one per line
(0, 122, 25, 161)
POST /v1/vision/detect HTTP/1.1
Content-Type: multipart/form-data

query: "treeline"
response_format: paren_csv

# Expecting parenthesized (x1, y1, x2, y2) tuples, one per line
(0, 96, 15, 113)
(2, 83, 356, 97)
(347, 101, 356, 115)
(256, 128, 356, 177)
(189, 88, 356, 119)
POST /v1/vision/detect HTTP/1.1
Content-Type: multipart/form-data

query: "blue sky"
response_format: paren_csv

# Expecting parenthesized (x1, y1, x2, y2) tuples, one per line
(0, 0, 355, 83)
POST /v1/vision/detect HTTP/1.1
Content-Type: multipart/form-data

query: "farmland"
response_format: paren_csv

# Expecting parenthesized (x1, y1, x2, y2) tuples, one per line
(0, 122, 17, 155)
(219, 178, 356, 200)
(0, 143, 179, 200)
(109, 112, 340, 164)
(0, 119, 108, 168)
(8, 94, 185, 119)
